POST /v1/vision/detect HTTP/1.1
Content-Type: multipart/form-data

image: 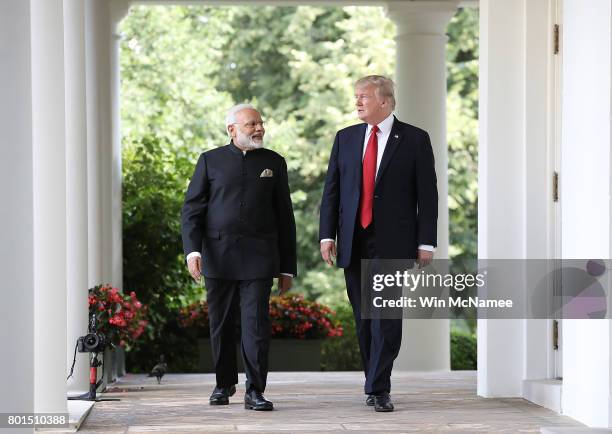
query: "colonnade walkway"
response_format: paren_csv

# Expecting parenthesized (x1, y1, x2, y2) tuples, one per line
(67, 371, 582, 433)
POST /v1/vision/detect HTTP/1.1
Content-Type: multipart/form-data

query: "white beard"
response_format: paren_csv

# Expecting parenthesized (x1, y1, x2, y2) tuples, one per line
(235, 130, 264, 149)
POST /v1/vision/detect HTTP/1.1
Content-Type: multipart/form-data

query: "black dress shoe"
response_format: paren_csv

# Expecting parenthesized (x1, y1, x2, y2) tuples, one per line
(365, 394, 375, 406)
(244, 389, 274, 411)
(209, 385, 236, 405)
(374, 393, 394, 412)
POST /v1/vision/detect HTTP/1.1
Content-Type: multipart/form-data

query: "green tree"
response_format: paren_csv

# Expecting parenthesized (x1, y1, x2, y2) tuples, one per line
(447, 7, 479, 270)
(447, 8, 479, 333)
(216, 6, 396, 304)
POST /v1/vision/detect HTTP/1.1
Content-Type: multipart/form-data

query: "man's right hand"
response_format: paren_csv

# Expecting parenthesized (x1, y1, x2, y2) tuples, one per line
(320, 240, 337, 266)
(187, 256, 202, 282)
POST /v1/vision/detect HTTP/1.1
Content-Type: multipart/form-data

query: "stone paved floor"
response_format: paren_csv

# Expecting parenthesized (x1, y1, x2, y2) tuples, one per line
(75, 371, 582, 433)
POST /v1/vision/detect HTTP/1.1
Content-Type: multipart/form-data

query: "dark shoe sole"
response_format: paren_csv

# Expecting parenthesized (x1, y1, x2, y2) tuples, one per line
(210, 386, 236, 405)
(244, 403, 274, 411)
(374, 406, 394, 412)
(210, 399, 229, 406)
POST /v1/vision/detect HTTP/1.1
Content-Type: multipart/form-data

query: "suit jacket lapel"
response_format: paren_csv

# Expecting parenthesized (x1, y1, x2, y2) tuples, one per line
(352, 123, 367, 179)
(376, 117, 402, 186)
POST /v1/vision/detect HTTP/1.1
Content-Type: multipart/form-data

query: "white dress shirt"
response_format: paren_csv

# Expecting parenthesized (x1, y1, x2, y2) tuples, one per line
(321, 112, 434, 252)
(364, 111, 394, 178)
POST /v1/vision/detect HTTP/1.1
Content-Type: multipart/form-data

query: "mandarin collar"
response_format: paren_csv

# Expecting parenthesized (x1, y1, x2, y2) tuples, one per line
(228, 140, 265, 156)
(228, 140, 243, 155)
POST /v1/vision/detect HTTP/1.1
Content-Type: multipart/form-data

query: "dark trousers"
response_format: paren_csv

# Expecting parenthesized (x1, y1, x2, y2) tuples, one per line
(344, 225, 403, 395)
(204, 277, 272, 392)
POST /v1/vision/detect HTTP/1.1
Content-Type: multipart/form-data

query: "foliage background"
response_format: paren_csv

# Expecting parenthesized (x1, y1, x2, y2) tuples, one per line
(120, 5, 478, 371)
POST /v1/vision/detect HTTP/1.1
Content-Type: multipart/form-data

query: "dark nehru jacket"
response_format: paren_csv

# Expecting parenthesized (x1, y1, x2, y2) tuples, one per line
(181, 141, 297, 280)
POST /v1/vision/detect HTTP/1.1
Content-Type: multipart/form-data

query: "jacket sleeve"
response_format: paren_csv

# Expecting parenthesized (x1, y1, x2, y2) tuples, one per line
(415, 132, 438, 247)
(319, 132, 340, 241)
(181, 153, 209, 256)
(275, 156, 297, 276)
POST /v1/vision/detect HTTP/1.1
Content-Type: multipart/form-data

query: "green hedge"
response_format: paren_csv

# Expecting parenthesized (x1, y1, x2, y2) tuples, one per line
(450, 330, 477, 370)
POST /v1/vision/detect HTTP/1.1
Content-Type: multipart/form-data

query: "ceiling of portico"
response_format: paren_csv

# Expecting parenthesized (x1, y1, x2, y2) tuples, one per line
(131, 0, 477, 7)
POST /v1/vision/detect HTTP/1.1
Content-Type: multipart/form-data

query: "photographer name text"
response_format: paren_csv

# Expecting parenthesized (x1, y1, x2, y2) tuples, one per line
(372, 296, 513, 308)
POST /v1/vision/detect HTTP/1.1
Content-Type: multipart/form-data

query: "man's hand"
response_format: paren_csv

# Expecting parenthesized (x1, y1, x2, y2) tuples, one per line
(187, 256, 202, 282)
(320, 240, 337, 266)
(417, 249, 433, 268)
(278, 275, 293, 295)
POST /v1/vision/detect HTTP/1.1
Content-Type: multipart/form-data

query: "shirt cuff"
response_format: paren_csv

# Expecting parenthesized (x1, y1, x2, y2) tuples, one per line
(186, 251, 201, 261)
(418, 244, 435, 252)
(320, 238, 335, 243)
(280, 273, 294, 278)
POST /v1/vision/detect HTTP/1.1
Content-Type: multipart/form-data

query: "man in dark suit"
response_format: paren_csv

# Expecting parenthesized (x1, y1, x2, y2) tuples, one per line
(182, 104, 297, 411)
(319, 75, 438, 412)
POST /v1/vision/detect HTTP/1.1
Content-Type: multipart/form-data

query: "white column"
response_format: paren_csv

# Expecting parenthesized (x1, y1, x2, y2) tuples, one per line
(65, 0, 90, 395)
(110, 0, 130, 378)
(387, 0, 457, 371)
(477, 0, 526, 398)
(560, 0, 611, 427)
(31, 0, 69, 413)
(110, 0, 130, 290)
(86, 0, 127, 384)
(86, 0, 113, 287)
(0, 0, 37, 418)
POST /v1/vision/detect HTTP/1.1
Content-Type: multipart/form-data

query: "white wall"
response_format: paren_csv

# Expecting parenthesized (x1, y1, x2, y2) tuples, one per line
(523, 0, 557, 382)
(560, 0, 612, 427)
(478, 0, 612, 424)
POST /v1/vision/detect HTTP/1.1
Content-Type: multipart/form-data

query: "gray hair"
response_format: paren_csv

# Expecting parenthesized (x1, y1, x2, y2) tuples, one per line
(355, 75, 396, 110)
(225, 103, 256, 132)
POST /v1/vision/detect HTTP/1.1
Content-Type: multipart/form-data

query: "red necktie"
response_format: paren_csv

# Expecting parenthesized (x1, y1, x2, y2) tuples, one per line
(360, 125, 379, 228)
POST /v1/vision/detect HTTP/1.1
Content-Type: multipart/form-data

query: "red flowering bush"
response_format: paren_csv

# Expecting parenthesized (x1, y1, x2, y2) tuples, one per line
(269, 295, 343, 339)
(178, 295, 343, 340)
(88, 284, 148, 348)
(178, 300, 210, 337)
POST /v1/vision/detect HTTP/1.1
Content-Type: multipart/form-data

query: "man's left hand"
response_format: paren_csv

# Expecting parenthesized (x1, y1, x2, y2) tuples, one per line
(417, 249, 434, 268)
(278, 275, 293, 295)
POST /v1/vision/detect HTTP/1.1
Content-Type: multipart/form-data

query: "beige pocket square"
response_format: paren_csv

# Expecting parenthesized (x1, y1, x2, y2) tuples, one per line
(260, 169, 274, 178)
